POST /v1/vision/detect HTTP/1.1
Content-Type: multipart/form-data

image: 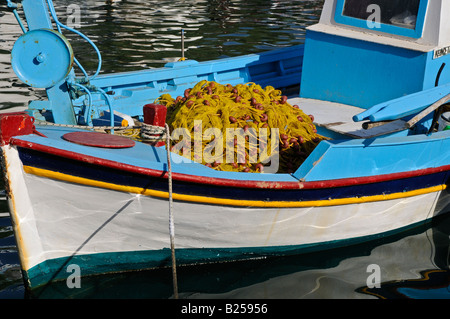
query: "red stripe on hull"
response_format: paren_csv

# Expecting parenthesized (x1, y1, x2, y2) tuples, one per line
(11, 137, 450, 190)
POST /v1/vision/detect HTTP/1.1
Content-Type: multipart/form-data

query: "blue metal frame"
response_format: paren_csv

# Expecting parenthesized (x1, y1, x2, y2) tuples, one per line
(21, 0, 77, 125)
(334, 0, 428, 39)
(15, 0, 304, 127)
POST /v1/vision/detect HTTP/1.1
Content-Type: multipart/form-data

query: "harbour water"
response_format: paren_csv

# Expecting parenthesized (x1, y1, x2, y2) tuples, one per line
(0, 0, 449, 299)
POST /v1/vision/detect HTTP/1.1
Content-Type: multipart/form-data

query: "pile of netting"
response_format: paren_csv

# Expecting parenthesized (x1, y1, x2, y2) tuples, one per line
(155, 80, 324, 173)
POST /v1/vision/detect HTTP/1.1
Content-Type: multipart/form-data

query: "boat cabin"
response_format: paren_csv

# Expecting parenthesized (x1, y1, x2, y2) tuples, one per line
(301, 0, 450, 108)
(292, 0, 450, 139)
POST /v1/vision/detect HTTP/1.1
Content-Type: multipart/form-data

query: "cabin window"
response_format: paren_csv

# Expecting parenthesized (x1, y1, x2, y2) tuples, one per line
(343, 0, 419, 29)
(334, 0, 428, 38)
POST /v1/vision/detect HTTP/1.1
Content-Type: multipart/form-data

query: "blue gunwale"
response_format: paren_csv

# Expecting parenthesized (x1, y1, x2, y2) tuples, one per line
(13, 124, 450, 186)
(17, 146, 448, 205)
(11, 123, 450, 207)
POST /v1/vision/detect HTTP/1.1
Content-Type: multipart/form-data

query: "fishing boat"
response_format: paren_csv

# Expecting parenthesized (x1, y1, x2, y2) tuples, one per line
(2, 0, 450, 291)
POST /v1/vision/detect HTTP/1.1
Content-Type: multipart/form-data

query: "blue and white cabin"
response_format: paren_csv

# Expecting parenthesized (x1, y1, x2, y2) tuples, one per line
(295, 0, 450, 138)
(302, 0, 450, 107)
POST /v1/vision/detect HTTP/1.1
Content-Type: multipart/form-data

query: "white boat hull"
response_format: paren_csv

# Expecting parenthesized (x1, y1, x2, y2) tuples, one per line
(3, 145, 444, 288)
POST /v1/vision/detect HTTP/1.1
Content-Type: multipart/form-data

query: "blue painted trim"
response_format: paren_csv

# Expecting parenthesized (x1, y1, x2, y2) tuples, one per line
(68, 45, 304, 121)
(353, 82, 450, 122)
(334, 0, 428, 39)
(24, 216, 437, 289)
(293, 131, 450, 182)
(16, 124, 450, 184)
(17, 146, 448, 203)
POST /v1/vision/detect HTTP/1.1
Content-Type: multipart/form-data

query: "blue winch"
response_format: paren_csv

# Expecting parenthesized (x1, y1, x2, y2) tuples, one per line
(11, 28, 74, 88)
(7, 0, 114, 127)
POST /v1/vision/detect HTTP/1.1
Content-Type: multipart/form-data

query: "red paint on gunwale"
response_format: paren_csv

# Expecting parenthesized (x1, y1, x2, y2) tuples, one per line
(10, 137, 450, 190)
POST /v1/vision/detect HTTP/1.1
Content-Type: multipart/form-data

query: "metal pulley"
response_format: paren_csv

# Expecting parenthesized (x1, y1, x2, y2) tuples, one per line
(11, 28, 74, 88)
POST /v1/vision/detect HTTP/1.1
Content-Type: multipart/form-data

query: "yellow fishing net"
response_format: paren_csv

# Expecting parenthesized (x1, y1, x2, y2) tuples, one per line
(155, 80, 323, 173)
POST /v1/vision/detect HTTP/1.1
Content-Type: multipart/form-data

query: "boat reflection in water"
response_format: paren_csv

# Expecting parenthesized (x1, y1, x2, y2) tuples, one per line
(28, 210, 450, 299)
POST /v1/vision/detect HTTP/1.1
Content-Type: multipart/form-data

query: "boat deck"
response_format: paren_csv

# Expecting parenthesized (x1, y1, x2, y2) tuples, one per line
(290, 97, 405, 139)
(14, 125, 302, 183)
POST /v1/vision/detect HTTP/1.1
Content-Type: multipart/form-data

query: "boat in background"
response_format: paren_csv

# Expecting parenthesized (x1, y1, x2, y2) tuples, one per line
(1, 0, 450, 291)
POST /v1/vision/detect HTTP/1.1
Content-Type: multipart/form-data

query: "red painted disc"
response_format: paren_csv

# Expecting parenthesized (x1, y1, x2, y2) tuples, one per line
(62, 131, 135, 148)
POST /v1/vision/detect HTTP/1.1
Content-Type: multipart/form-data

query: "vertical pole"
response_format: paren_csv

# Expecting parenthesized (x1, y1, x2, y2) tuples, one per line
(181, 29, 185, 61)
(165, 123, 178, 299)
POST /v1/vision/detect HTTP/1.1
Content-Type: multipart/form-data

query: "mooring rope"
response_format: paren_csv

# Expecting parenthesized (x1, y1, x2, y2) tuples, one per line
(34, 120, 129, 131)
(165, 123, 178, 299)
(36, 119, 178, 296)
(140, 122, 167, 141)
(34, 120, 169, 142)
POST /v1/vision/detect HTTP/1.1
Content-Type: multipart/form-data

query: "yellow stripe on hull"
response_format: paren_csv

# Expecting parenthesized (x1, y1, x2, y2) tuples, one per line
(23, 165, 446, 208)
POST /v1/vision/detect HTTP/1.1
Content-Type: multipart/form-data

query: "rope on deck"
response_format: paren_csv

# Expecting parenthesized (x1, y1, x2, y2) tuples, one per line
(34, 120, 168, 142)
(140, 122, 167, 141)
(34, 120, 130, 131)
(165, 123, 178, 299)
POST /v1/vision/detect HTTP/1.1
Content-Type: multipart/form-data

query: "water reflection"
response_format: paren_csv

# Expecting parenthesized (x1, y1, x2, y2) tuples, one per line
(62, 0, 323, 72)
(0, 216, 23, 299)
